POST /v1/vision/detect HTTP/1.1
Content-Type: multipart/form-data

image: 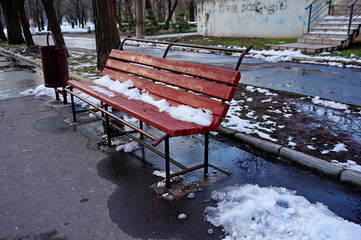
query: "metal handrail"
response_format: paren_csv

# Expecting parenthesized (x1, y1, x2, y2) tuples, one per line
(348, 0, 360, 35)
(305, 0, 336, 33)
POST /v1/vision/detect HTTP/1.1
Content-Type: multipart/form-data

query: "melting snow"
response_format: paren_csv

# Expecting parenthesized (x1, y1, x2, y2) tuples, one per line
(115, 141, 140, 153)
(331, 160, 361, 173)
(331, 143, 348, 152)
(94, 75, 214, 126)
(205, 184, 361, 240)
(312, 96, 348, 110)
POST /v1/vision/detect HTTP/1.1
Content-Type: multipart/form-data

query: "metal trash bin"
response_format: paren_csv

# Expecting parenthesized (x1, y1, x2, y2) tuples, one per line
(40, 33, 69, 88)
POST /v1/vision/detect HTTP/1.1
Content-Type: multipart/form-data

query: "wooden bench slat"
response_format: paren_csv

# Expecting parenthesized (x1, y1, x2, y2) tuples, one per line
(101, 68, 229, 118)
(105, 58, 236, 101)
(68, 79, 216, 136)
(109, 49, 241, 86)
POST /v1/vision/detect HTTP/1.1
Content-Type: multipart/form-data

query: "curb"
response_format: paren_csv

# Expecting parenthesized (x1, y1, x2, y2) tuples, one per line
(218, 126, 361, 188)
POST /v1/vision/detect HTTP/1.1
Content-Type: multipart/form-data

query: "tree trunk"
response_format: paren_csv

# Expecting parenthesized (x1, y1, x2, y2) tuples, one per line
(135, 0, 144, 38)
(28, 0, 42, 32)
(188, 0, 195, 22)
(116, 0, 123, 31)
(15, 0, 35, 47)
(164, 0, 178, 30)
(92, 0, 120, 70)
(41, 0, 65, 46)
(154, 0, 165, 22)
(55, 0, 64, 24)
(0, 7, 7, 41)
(0, 0, 25, 44)
(124, 0, 133, 20)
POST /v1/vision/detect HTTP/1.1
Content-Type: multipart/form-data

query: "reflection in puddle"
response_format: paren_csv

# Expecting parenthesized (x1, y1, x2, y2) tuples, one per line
(296, 102, 361, 142)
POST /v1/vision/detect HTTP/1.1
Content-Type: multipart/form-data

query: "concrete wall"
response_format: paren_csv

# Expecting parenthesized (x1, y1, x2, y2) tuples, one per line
(197, 0, 316, 38)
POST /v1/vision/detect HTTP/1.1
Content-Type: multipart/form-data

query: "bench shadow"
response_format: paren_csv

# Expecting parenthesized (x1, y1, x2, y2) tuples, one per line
(96, 151, 222, 239)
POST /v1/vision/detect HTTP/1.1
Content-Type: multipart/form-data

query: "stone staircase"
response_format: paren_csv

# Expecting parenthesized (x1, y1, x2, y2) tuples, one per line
(273, 0, 361, 54)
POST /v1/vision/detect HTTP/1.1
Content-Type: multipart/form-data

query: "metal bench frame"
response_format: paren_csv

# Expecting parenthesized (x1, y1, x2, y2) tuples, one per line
(64, 41, 253, 188)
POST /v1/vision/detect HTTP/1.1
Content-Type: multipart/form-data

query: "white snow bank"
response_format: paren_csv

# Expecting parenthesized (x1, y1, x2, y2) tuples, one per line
(205, 184, 361, 240)
(94, 75, 214, 126)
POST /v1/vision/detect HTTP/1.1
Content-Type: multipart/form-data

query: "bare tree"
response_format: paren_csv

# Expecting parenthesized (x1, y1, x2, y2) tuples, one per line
(135, 0, 144, 38)
(28, 0, 45, 31)
(0, 0, 25, 44)
(0, 6, 7, 41)
(54, 0, 66, 24)
(92, 0, 120, 69)
(15, 0, 35, 47)
(41, 0, 66, 46)
(67, 0, 89, 28)
(164, 0, 178, 30)
(188, 0, 195, 22)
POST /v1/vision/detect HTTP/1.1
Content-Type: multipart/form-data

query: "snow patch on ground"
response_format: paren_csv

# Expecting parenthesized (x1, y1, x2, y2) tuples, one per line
(331, 160, 361, 173)
(205, 184, 361, 240)
(115, 141, 140, 153)
(20, 85, 55, 98)
(312, 96, 348, 110)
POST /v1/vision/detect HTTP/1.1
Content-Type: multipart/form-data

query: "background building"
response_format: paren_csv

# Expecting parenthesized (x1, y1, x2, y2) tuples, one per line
(197, 0, 345, 38)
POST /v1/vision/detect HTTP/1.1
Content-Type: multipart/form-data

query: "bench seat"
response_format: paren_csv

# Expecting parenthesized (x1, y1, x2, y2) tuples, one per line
(68, 78, 220, 137)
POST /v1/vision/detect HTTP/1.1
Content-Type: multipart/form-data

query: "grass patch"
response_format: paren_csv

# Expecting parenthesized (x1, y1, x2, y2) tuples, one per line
(177, 36, 297, 50)
(317, 42, 361, 58)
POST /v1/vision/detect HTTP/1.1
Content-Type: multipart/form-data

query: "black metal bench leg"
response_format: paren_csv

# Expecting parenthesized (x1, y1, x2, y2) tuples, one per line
(165, 137, 171, 188)
(104, 105, 112, 146)
(139, 121, 144, 139)
(69, 87, 77, 122)
(62, 88, 68, 104)
(54, 88, 60, 100)
(204, 133, 209, 177)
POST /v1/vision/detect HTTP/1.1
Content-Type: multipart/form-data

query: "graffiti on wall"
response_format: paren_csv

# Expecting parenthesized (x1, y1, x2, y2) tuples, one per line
(219, 4, 238, 13)
(242, 0, 288, 15)
(218, 0, 288, 16)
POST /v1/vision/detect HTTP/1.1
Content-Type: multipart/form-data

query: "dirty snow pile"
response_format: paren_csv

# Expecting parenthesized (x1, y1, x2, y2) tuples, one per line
(92, 75, 213, 126)
(205, 184, 361, 240)
(20, 85, 55, 97)
(115, 141, 140, 153)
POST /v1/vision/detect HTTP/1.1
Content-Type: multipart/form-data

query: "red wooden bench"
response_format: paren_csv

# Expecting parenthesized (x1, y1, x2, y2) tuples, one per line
(65, 47, 251, 188)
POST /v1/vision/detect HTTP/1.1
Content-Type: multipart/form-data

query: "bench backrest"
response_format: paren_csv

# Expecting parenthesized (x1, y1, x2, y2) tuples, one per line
(102, 49, 241, 125)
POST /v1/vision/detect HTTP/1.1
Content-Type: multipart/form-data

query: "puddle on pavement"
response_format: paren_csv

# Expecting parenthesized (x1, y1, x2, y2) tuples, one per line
(241, 65, 361, 105)
(0, 54, 43, 100)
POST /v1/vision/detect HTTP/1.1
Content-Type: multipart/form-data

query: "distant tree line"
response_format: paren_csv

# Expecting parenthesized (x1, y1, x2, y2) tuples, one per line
(0, 0, 198, 69)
